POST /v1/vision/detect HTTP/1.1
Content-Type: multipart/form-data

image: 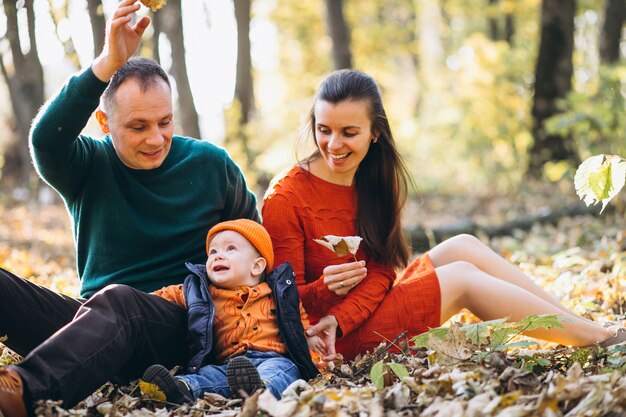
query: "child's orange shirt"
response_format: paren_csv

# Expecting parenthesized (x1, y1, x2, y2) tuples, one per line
(154, 282, 311, 363)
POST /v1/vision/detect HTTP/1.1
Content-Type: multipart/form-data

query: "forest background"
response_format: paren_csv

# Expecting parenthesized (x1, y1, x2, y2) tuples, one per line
(2, 0, 626, 327)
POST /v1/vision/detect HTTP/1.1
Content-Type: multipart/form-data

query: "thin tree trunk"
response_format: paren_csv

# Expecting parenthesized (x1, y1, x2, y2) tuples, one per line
(151, 10, 162, 64)
(528, 0, 577, 177)
(87, 0, 106, 58)
(600, 0, 626, 64)
(488, 0, 515, 44)
(159, 0, 200, 139)
(232, 0, 259, 178)
(0, 0, 45, 186)
(234, 0, 255, 125)
(48, 0, 80, 69)
(488, 0, 499, 40)
(324, 0, 352, 69)
(504, 13, 515, 44)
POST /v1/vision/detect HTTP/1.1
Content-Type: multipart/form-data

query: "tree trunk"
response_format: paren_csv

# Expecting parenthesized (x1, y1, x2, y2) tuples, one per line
(488, 0, 515, 44)
(600, 0, 626, 64)
(231, 0, 259, 178)
(86, 0, 106, 59)
(488, 0, 499, 40)
(0, 0, 45, 186)
(151, 10, 162, 64)
(48, 0, 80, 69)
(527, 0, 577, 177)
(158, 0, 200, 139)
(504, 13, 515, 44)
(234, 0, 255, 125)
(408, 203, 605, 252)
(324, 0, 352, 69)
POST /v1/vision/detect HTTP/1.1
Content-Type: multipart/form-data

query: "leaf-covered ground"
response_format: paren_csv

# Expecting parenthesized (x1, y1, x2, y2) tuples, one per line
(1, 187, 626, 416)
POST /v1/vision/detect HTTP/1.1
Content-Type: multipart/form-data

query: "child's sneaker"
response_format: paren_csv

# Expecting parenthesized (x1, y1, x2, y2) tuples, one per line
(142, 364, 193, 404)
(226, 356, 264, 397)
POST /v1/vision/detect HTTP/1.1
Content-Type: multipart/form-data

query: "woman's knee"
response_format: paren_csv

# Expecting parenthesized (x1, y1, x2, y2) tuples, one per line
(444, 234, 484, 253)
(430, 234, 483, 266)
(436, 261, 481, 289)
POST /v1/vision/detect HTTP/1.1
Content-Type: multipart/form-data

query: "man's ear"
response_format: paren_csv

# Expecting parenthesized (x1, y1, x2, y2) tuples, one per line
(95, 109, 110, 134)
(251, 257, 267, 276)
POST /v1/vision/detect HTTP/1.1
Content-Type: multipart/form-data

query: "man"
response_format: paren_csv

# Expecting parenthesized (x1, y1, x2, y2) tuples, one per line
(0, 1, 258, 415)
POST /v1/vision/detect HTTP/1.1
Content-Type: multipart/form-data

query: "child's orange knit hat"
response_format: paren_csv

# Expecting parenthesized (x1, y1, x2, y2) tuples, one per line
(206, 219, 275, 272)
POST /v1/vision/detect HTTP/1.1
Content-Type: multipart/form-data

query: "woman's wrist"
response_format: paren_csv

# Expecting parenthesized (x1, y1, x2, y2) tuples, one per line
(328, 315, 342, 337)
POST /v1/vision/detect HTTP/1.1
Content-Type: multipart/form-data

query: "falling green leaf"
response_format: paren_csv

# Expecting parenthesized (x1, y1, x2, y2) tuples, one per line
(575, 155, 626, 213)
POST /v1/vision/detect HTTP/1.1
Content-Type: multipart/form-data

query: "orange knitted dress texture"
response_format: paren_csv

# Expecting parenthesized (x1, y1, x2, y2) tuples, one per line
(262, 166, 441, 360)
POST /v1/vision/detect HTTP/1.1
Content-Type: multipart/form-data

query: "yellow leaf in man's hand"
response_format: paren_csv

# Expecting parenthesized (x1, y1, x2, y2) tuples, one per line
(313, 235, 363, 257)
(139, 0, 167, 12)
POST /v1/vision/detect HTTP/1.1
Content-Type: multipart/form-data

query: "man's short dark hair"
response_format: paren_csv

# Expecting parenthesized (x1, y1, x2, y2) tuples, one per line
(101, 57, 171, 113)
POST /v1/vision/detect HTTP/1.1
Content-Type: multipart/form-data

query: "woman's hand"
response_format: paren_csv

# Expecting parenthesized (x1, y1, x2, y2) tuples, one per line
(323, 261, 367, 296)
(306, 315, 339, 361)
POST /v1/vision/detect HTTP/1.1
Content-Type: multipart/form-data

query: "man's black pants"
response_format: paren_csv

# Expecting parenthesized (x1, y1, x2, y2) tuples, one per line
(0, 268, 188, 409)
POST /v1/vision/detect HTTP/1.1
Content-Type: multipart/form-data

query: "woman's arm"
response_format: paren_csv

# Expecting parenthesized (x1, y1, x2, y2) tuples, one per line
(263, 190, 395, 333)
(328, 260, 395, 337)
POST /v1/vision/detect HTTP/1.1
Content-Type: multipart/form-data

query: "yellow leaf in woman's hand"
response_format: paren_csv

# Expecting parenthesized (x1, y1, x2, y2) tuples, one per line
(314, 235, 363, 257)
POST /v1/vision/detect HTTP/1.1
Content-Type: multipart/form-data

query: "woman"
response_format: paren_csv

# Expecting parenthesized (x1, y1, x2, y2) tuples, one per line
(261, 69, 624, 361)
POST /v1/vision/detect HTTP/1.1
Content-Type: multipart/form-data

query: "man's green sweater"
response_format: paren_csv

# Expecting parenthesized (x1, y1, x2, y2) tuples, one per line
(29, 67, 259, 298)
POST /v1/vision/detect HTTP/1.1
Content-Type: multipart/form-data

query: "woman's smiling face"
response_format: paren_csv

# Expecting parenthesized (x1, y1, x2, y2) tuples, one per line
(311, 99, 376, 186)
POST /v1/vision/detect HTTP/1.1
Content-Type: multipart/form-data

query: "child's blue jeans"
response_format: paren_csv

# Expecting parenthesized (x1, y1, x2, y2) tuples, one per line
(179, 350, 301, 399)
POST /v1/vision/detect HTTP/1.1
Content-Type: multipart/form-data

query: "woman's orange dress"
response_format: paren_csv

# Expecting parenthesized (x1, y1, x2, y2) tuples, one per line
(262, 166, 441, 359)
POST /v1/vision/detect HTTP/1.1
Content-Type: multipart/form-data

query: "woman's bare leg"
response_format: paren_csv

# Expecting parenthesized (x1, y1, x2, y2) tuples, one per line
(437, 261, 612, 346)
(429, 234, 597, 325)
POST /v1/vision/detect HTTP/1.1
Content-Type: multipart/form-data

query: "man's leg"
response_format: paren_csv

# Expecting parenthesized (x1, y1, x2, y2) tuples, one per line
(0, 268, 84, 356)
(11, 284, 189, 410)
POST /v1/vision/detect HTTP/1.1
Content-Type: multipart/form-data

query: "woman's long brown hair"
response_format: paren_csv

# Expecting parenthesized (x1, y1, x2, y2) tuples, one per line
(302, 69, 413, 268)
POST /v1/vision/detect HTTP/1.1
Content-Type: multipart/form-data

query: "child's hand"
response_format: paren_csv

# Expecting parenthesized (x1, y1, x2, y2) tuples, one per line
(307, 335, 327, 356)
(306, 315, 338, 361)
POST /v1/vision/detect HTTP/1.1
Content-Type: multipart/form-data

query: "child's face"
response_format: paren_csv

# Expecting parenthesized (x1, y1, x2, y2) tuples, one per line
(206, 230, 266, 289)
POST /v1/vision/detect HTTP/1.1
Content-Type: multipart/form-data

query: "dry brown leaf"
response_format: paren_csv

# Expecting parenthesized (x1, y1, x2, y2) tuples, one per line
(428, 323, 472, 365)
(256, 390, 299, 417)
(313, 235, 362, 257)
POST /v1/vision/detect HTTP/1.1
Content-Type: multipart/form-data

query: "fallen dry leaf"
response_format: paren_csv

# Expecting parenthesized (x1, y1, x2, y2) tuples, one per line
(428, 323, 472, 365)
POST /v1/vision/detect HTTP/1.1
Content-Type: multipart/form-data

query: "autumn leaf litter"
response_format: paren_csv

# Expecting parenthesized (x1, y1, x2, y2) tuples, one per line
(2, 205, 626, 415)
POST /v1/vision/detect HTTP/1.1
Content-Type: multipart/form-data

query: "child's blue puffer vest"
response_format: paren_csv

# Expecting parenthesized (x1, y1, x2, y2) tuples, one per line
(182, 261, 320, 380)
